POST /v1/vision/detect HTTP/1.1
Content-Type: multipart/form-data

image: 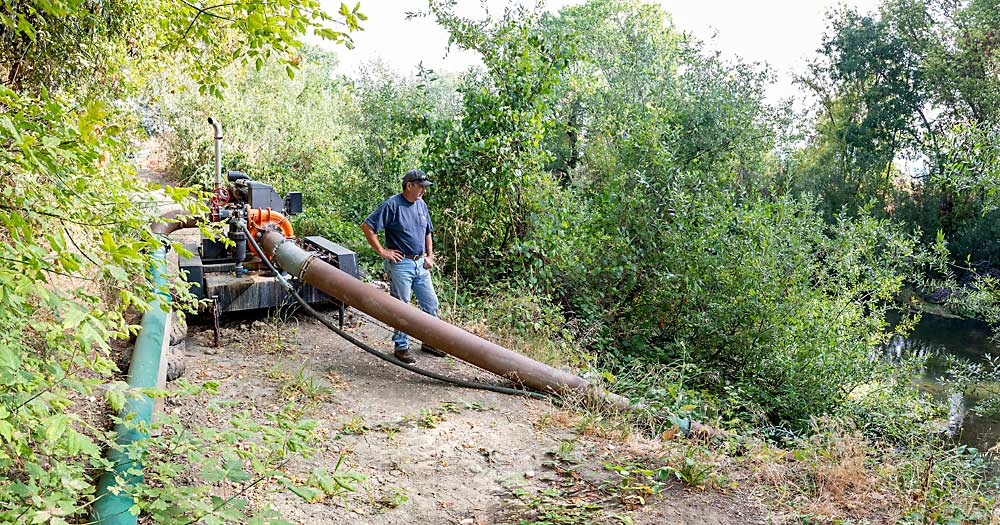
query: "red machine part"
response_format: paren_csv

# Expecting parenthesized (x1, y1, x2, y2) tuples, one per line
(247, 208, 294, 257)
(209, 187, 230, 221)
(210, 186, 230, 206)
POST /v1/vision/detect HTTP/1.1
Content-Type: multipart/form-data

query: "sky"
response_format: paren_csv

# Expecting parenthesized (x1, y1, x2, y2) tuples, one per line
(317, 0, 883, 102)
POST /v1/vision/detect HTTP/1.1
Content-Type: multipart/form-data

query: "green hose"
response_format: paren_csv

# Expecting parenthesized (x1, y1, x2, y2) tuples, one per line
(91, 247, 170, 524)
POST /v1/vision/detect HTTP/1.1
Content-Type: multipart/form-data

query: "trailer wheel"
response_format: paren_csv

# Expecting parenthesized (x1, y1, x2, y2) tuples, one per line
(169, 311, 188, 346)
(166, 341, 186, 382)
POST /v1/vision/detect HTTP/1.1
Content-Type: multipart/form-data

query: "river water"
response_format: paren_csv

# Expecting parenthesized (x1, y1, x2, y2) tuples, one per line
(887, 313, 1000, 451)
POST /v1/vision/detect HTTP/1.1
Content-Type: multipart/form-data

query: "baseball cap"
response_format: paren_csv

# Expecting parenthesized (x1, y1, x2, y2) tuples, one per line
(402, 169, 433, 186)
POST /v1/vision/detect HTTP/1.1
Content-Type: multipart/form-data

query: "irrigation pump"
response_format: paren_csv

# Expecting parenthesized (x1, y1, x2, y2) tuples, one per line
(179, 118, 359, 343)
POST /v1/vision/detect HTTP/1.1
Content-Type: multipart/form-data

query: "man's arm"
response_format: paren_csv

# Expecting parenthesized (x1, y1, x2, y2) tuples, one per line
(361, 222, 403, 263)
(423, 233, 434, 269)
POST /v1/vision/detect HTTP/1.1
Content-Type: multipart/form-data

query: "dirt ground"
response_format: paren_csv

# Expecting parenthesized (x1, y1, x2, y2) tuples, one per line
(165, 303, 768, 525)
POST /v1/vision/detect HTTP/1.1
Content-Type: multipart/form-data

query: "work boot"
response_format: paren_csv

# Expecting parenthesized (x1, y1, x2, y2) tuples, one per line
(419, 343, 447, 358)
(393, 348, 416, 364)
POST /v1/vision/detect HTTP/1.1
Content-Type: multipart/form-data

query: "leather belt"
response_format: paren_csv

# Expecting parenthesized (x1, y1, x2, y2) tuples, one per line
(401, 253, 423, 260)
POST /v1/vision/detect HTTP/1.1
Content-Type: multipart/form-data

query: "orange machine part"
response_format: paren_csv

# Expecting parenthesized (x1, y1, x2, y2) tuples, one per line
(247, 208, 294, 257)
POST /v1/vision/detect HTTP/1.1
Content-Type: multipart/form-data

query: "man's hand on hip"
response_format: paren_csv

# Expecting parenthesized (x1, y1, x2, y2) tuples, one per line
(381, 248, 403, 263)
(423, 254, 434, 269)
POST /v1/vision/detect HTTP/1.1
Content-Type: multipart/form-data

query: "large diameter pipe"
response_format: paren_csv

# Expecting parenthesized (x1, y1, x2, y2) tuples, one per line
(92, 248, 171, 525)
(92, 209, 201, 524)
(258, 231, 632, 409)
(150, 207, 201, 237)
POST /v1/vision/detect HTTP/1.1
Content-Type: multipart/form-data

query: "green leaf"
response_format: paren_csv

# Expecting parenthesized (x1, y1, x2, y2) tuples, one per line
(0, 116, 20, 139)
(311, 468, 338, 494)
(224, 459, 252, 482)
(200, 464, 227, 483)
(41, 135, 60, 149)
(106, 388, 126, 412)
(44, 414, 69, 444)
(0, 344, 21, 371)
(287, 484, 322, 502)
(64, 429, 101, 457)
(62, 307, 88, 330)
(107, 265, 128, 281)
(0, 420, 15, 442)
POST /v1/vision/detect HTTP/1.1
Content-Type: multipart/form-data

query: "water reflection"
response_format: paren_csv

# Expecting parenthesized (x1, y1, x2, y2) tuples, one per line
(885, 312, 1000, 451)
(884, 334, 945, 375)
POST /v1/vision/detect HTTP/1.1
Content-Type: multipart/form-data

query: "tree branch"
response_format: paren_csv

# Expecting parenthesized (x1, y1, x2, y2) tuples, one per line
(0, 203, 125, 227)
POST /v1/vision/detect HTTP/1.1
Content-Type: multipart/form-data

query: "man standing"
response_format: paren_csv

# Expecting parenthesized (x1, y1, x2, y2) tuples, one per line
(361, 169, 446, 364)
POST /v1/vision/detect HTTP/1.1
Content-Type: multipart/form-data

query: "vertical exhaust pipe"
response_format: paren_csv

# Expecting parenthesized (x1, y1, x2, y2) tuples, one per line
(207, 117, 222, 190)
(256, 231, 633, 410)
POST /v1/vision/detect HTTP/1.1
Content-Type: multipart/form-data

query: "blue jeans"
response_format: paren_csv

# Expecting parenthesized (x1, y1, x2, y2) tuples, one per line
(384, 257, 439, 350)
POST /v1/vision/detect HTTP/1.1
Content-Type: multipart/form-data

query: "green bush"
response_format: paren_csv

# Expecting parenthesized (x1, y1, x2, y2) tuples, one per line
(0, 1, 364, 522)
(156, 45, 352, 191)
(527, 169, 943, 427)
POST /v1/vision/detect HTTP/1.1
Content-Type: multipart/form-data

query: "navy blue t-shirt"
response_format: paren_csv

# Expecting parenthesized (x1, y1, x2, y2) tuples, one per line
(363, 194, 434, 256)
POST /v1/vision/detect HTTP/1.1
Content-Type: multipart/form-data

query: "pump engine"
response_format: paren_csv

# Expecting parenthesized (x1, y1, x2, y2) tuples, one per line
(177, 118, 359, 344)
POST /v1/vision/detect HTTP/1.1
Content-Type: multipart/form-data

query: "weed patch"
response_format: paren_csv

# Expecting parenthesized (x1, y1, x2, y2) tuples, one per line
(739, 418, 1000, 524)
(341, 416, 369, 436)
(277, 366, 333, 404)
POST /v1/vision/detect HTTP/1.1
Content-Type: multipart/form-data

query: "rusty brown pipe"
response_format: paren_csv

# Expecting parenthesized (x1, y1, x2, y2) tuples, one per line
(257, 230, 634, 410)
(150, 207, 201, 236)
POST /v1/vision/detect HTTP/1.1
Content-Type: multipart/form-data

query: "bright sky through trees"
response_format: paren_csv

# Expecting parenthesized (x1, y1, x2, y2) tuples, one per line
(319, 0, 881, 102)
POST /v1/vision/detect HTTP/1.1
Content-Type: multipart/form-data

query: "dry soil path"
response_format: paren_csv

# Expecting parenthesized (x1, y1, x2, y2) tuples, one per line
(166, 308, 767, 524)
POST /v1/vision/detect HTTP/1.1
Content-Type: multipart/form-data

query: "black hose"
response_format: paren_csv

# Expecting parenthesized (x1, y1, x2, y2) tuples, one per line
(240, 222, 549, 400)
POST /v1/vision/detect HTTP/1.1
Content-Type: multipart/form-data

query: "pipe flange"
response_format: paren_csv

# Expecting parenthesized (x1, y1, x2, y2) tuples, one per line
(272, 237, 302, 261)
(297, 253, 318, 280)
(268, 237, 291, 262)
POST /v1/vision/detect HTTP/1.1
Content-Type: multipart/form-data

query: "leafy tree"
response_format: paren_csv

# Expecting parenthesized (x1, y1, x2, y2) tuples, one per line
(795, 6, 930, 216)
(919, 0, 1000, 126)
(336, 62, 441, 219)
(157, 45, 353, 190)
(0, 1, 364, 522)
(797, 0, 1000, 254)
(550, 0, 777, 186)
(158, 0, 365, 95)
(417, 0, 577, 277)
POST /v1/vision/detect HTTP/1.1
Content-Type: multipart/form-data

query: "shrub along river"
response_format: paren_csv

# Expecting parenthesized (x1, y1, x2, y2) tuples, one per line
(887, 313, 1000, 451)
